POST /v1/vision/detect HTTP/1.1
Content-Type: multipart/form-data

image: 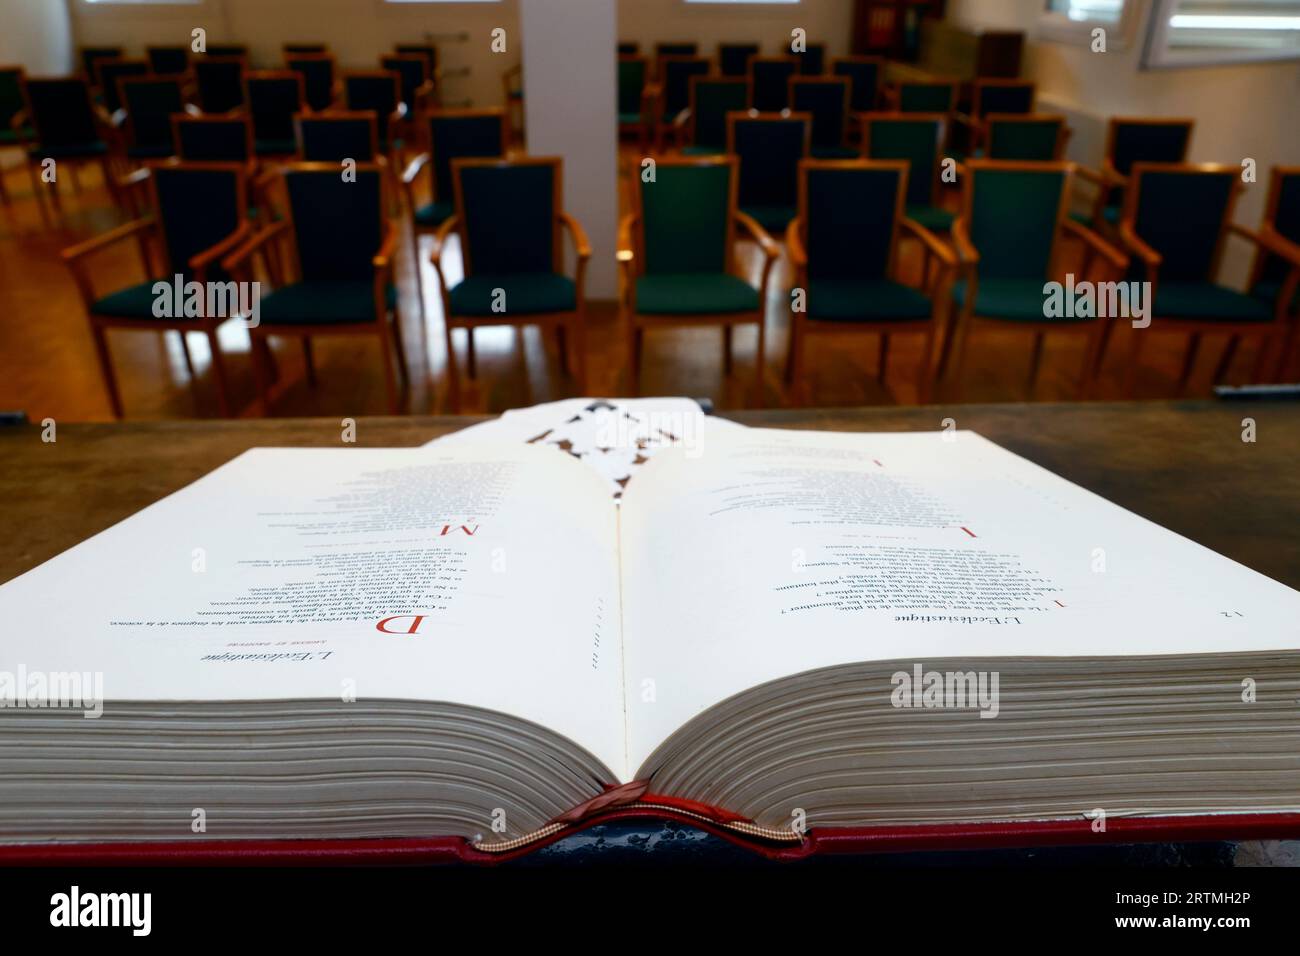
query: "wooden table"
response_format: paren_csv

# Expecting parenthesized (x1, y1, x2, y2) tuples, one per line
(2, 401, 1296, 590)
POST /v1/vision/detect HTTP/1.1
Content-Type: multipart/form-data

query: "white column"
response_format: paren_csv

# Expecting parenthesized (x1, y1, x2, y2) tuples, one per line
(0, 0, 73, 74)
(519, 0, 618, 300)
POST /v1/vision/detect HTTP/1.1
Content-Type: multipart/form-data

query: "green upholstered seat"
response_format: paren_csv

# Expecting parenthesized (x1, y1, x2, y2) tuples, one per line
(636, 274, 758, 314)
(833, 59, 880, 112)
(448, 273, 575, 315)
(806, 278, 931, 321)
(1153, 282, 1273, 322)
(174, 118, 251, 162)
(258, 281, 397, 325)
(91, 281, 170, 319)
(865, 117, 945, 227)
(422, 113, 506, 222)
(194, 60, 245, 113)
(986, 118, 1062, 161)
(689, 79, 747, 153)
(617, 58, 647, 126)
(23, 79, 105, 158)
(718, 44, 758, 78)
(659, 57, 709, 123)
(751, 60, 797, 111)
(344, 75, 400, 149)
(248, 77, 303, 156)
(731, 116, 806, 235)
(905, 204, 954, 232)
(682, 144, 725, 156)
(791, 79, 851, 159)
(618, 111, 642, 125)
(298, 116, 376, 162)
(286, 56, 335, 112)
(951, 278, 1061, 322)
(898, 83, 953, 113)
(121, 78, 183, 157)
(413, 199, 454, 227)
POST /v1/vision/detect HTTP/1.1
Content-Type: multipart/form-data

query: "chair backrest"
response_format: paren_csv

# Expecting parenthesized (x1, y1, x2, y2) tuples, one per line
(0, 66, 26, 134)
(799, 159, 906, 281)
(1108, 118, 1194, 176)
(793, 43, 826, 75)
(750, 57, 798, 111)
(964, 161, 1071, 280)
(861, 113, 944, 209)
(283, 163, 386, 281)
(898, 81, 956, 114)
(286, 53, 336, 112)
(173, 115, 253, 162)
(833, 56, 882, 112)
(1257, 167, 1300, 289)
(97, 59, 149, 113)
(427, 109, 508, 202)
(972, 80, 1034, 119)
(284, 43, 327, 55)
(728, 113, 808, 212)
(149, 161, 247, 277)
(296, 111, 378, 161)
(205, 45, 249, 58)
(617, 56, 648, 118)
(245, 72, 304, 146)
(617, 41, 640, 56)
(454, 158, 561, 276)
(1127, 164, 1237, 282)
(120, 77, 185, 152)
(790, 76, 849, 150)
(379, 54, 428, 109)
(22, 78, 101, 150)
(635, 157, 736, 276)
(395, 44, 438, 77)
(654, 42, 698, 77)
(195, 57, 246, 113)
(985, 114, 1066, 161)
(718, 43, 759, 78)
(660, 56, 710, 118)
(146, 46, 189, 76)
(80, 47, 123, 84)
(343, 72, 400, 145)
(689, 76, 749, 151)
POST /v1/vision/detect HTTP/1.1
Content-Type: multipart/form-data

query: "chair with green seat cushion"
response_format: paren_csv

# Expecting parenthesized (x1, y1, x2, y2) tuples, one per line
(617, 55, 650, 149)
(1079, 118, 1194, 233)
(785, 159, 948, 402)
(286, 53, 337, 112)
(146, 46, 189, 76)
(789, 77, 856, 159)
(620, 156, 779, 403)
(1246, 167, 1300, 378)
(429, 157, 590, 409)
(944, 160, 1128, 398)
(718, 43, 759, 77)
(653, 55, 709, 149)
(61, 161, 253, 417)
(861, 113, 952, 236)
(833, 56, 882, 112)
(246, 72, 305, 157)
(749, 57, 798, 112)
(19, 77, 115, 224)
(984, 113, 1067, 161)
(118, 77, 184, 160)
(194, 57, 246, 114)
(343, 72, 403, 152)
(682, 76, 748, 155)
(1118, 163, 1299, 394)
(222, 163, 408, 414)
(727, 112, 809, 235)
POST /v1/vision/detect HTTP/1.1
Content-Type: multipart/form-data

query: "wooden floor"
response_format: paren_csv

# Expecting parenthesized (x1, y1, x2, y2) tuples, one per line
(0, 146, 1285, 423)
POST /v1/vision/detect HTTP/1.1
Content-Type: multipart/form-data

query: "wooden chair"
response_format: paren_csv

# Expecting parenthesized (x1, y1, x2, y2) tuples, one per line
(1076, 117, 1194, 232)
(677, 76, 749, 155)
(429, 157, 590, 410)
(647, 55, 709, 152)
(718, 43, 759, 78)
(890, 79, 957, 116)
(790, 76, 855, 159)
(786, 159, 952, 403)
(401, 108, 509, 319)
(859, 113, 952, 235)
(617, 55, 652, 152)
(749, 56, 798, 112)
(14, 76, 117, 224)
(145, 46, 190, 76)
(222, 163, 408, 414)
(653, 42, 698, 78)
(0, 65, 30, 205)
(793, 42, 827, 76)
(296, 111, 379, 162)
(952, 79, 1035, 160)
(79, 47, 123, 88)
(983, 113, 1069, 161)
(727, 111, 810, 237)
(194, 56, 247, 113)
(61, 161, 254, 417)
(1244, 166, 1300, 379)
(285, 52, 337, 112)
(172, 114, 254, 164)
(943, 160, 1128, 398)
(380, 53, 435, 116)
(619, 155, 779, 404)
(832, 55, 883, 113)
(95, 58, 149, 114)
(1118, 163, 1300, 395)
(394, 44, 440, 91)
(114, 76, 185, 167)
(342, 71, 405, 159)
(245, 71, 307, 158)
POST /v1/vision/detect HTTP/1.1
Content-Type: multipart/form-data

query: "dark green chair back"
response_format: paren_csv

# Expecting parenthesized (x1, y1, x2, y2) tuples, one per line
(655, 43, 698, 72)
(618, 42, 639, 56)
(121, 78, 184, 153)
(285, 43, 327, 55)
(395, 44, 438, 76)
(344, 73, 400, 146)
(691, 78, 748, 151)
(147, 47, 189, 75)
(23, 79, 100, 151)
(975, 82, 1034, 118)
(152, 164, 245, 277)
(80, 47, 122, 83)
(794, 44, 826, 76)
(195, 59, 246, 113)
(803, 163, 904, 280)
(864, 115, 942, 208)
(731, 115, 807, 212)
(287, 55, 335, 112)
(298, 114, 376, 161)
(661, 57, 710, 119)
(639, 161, 733, 275)
(246, 75, 303, 146)
(0, 68, 26, 135)
(206, 45, 249, 58)
(751, 59, 797, 111)
(98, 60, 149, 113)
(380, 55, 427, 109)
(898, 82, 954, 114)
(1111, 120, 1192, 176)
(1258, 171, 1300, 288)
(967, 164, 1067, 279)
(718, 44, 758, 77)
(833, 58, 880, 112)
(457, 161, 557, 276)
(1130, 168, 1234, 282)
(617, 57, 647, 118)
(985, 115, 1063, 161)
(429, 112, 507, 203)
(174, 117, 251, 162)
(285, 167, 385, 281)
(791, 78, 849, 151)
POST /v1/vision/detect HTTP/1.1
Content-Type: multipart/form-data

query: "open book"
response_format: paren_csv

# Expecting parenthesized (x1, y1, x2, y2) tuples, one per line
(1, 426, 1298, 854)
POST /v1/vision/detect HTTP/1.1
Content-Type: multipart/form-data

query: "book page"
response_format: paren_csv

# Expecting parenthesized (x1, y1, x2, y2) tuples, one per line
(0, 444, 627, 779)
(618, 428, 1300, 773)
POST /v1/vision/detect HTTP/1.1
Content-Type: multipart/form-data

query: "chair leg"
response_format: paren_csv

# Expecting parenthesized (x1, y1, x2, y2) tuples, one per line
(90, 324, 124, 419)
(1177, 332, 1201, 395)
(206, 329, 232, 417)
(0, 165, 9, 205)
(1212, 334, 1240, 386)
(754, 313, 766, 408)
(790, 319, 806, 403)
(723, 324, 734, 375)
(177, 331, 195, 378)
(302, 337, 317, 387)
(251, 334, 273, 416)
(555, 323, 570, 375)
(878, 333, 890, 383)
(27, 160, 51, 227)
(378, 329, 400, 414)
(918, 328, 937, 405)
(411, 226, 427, 322)
(936, 297, 962, 381)
(443, 319, 461, 413)
(1249, 332, 1276, 383)
(571, 315, 588, 394)
(466, 328, 477, 379)
(391, 312, 410, 385)
(1125, 329, 1146, 398)
(627, 320, 642, 396)
(1026, 332, 1045, 394)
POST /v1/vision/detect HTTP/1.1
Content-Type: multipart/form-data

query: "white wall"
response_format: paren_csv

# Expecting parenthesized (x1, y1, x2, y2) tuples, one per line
(0, 0, 74, 74)
(617, 0, 856, 60)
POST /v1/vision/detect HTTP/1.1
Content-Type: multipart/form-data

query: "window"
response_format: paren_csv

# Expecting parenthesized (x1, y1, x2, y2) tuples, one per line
(1046, 0, 1124, 24)
(1040, 0, 1141, 47)
(1144, 0, 1300, 66)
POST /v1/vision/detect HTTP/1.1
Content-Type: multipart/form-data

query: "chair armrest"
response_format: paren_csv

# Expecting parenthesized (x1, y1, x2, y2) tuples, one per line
(9, 109, 27, 133)
(401, 152, 430, 186)
(1231, 222, 1300, 270)
(617, 213, 637, 266)
(1118, 220, 1161, 271)
(428, 214, 459, 269)
(900, 217, 957, 268)
(221, 220, 290, 277)
(785, 218, 806, 269)
(735, 211, 779, 261)
(189, 221, 254, 281)
(1063, 218, 1129, 276)
(951, 217, 979, 270)
(1100, 159, 1126, 187)
(559, 212, 592, 261)
(60, 217, 155, 263)
(373, 223, 398, 271)
(1074, 164, 1106, 187)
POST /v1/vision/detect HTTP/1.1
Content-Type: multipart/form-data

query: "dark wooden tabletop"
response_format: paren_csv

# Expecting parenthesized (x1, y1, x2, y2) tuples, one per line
(1, 400, 1296, 590)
